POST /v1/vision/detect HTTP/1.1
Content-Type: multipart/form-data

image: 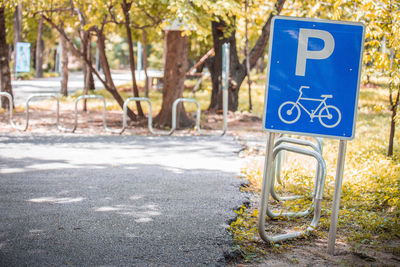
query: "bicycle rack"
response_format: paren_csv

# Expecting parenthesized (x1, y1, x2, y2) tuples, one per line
(62, 95, 121, 134)
(268, 140, 326, 220)
(118, 97, 155, 134)
(272, 136, 323, 202)
(258, 133, 327, 244)
(0, 92, 24, 131)
(0, 93, 68, 131)
(275, 137, 323, 185)
(152, 98, 202, 136)
(1, 92, 228, 136)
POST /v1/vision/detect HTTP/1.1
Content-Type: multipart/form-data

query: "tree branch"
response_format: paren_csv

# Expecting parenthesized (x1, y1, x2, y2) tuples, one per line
(41, 14, 107, 87)
(245, 0, 286, 71)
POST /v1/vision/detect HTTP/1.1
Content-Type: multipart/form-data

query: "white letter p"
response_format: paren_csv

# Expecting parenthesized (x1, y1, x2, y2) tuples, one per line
(295, 28, 335, 76)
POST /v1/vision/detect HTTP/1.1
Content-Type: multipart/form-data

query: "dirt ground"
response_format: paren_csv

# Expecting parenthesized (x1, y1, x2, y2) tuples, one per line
(1, 106, 399, 266)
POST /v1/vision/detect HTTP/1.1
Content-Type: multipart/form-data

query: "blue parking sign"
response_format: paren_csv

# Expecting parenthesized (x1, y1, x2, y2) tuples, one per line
(263, 16, 365, 139)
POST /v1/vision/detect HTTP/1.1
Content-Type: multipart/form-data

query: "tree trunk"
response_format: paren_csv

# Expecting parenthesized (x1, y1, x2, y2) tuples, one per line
(121, 0, 144, 117)
(153, 30, 193, 128)
(81, 31, 89, 111)
(142, 30, 149, 98)
(206, 20, 243, 112)
(60, 33, 68, 96)
(207, 0, 286, 112)
(245, 0, 252, 111)
(388, 106, 397, 157)
(35, 17, 44, 78)
(13, 3, 22, 74)
(388, 85, 399, 157)
(97, 30, 137, 121)
(85, 34, 95, 91)
(81, 33, 95, 111)
(0, 7, 13, 109)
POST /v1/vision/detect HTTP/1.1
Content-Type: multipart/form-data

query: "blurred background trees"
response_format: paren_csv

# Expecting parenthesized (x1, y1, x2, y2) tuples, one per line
(0, 0, 398, 153)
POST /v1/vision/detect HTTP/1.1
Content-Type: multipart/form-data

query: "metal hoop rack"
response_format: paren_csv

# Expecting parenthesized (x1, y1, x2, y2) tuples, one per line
(258, 133, 327, 244)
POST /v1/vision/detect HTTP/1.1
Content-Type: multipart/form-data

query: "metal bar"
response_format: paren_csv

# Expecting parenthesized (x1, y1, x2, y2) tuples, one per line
(119, 97, 154, 135)
(258, 136, 327, 244)
(222, 43, 230, 136)
(171, 98, 201, 135)
(275, 151, 284, 185)
(24, 93, 63, 131)
(258, 133, 277, 245)
(62, 95, 120, 133)
(267, 144, 326, 219)
(271, 137, 323, 202)
(0, 92, 25, 131)
(150, 98, 202, 136)
(327, 140, 347, 255)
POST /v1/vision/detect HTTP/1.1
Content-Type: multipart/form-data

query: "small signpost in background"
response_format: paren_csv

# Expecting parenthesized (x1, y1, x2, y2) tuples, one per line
(260, 16, 365, 255)
(137, 41, 143, 80)
(15, 42, 31, 77)
(222, 43, 230, 133)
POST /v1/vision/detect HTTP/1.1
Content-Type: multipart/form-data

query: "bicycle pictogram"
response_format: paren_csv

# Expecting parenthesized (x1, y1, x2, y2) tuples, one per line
(278, 86, 342, 128)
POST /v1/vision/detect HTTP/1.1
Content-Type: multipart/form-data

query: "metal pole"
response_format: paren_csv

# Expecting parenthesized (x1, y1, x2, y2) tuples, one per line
(327, 140, 347, 255)
(258, 132, 276, 244)
(137, 41, 143, 80)
(222, 43, 230, 135)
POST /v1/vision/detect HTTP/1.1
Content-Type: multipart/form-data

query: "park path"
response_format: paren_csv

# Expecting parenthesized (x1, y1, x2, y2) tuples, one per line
(10, 69, 163, 105)
(0, 134, 247, 266)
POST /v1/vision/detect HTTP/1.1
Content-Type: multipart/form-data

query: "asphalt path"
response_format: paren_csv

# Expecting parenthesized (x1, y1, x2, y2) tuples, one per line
(11, 71, 132, 106)
(0, 134, 247, 266)
(10, 70, 163, 106)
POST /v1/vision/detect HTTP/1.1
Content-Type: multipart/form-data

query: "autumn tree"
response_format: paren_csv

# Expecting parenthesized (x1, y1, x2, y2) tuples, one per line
(360, 0, 400, 156)
(33, 0, 138, 121)
(204, 0, 286, 112)
(108, 0, 167, 119)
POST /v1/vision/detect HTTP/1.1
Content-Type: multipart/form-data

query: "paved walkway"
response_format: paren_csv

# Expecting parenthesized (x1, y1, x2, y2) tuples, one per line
(11, 71, 133, 105)
(0, 134, 247, 266)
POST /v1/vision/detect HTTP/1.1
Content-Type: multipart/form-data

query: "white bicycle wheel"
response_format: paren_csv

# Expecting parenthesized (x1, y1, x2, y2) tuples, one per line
(318, 105, 341, 128)
(278, 101, 301, 124)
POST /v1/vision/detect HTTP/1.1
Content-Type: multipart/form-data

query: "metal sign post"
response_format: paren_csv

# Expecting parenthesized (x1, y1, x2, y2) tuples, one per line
(222, 43, 230, 134)
(260, 16, 365, 255)
(137, 41, 143, 80)
(328, 140, 347, 254)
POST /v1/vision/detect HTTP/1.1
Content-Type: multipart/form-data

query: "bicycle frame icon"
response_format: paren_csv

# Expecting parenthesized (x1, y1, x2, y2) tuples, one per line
(278, 86, 342, 128)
